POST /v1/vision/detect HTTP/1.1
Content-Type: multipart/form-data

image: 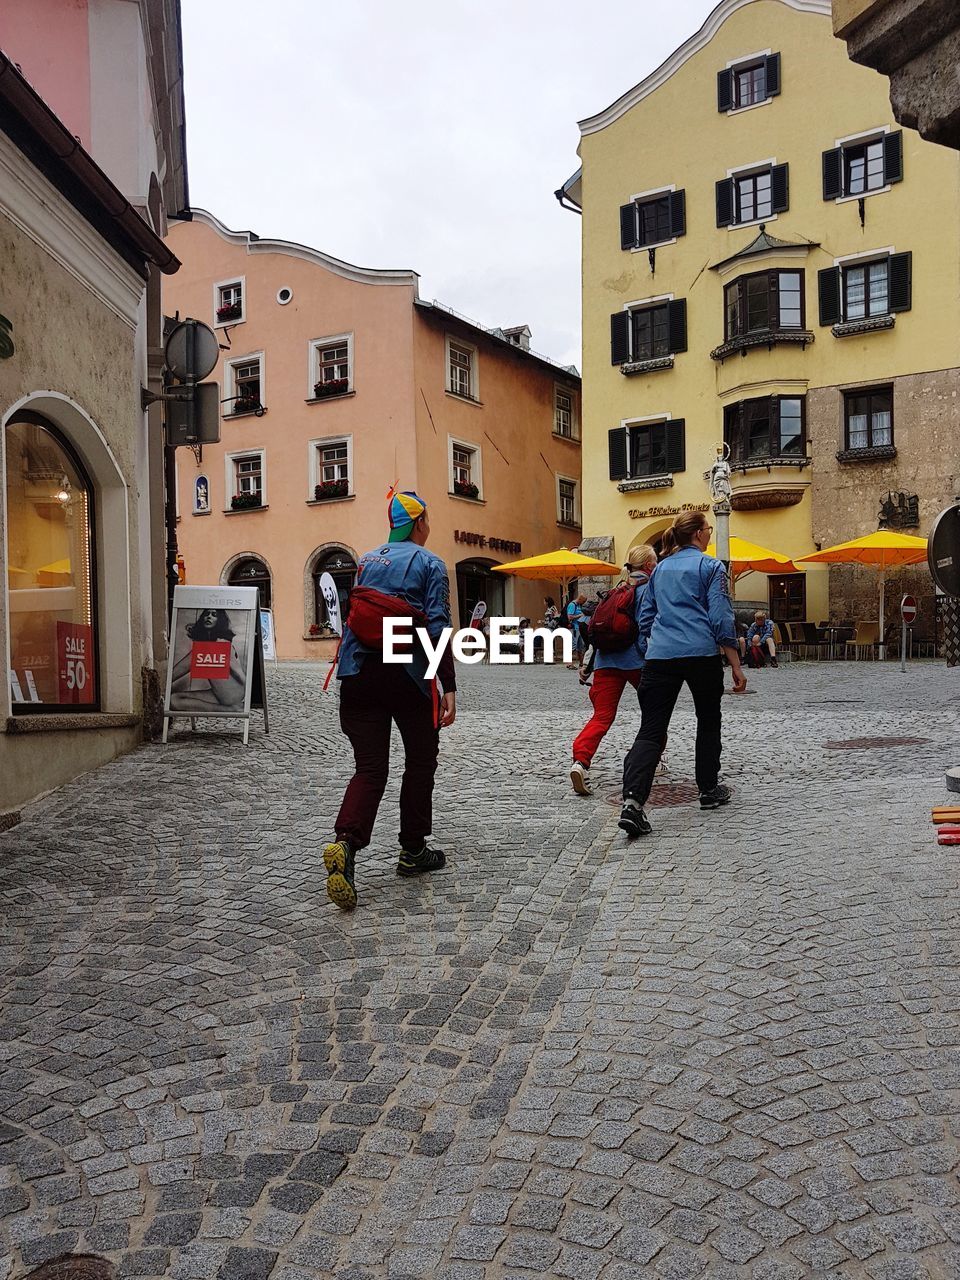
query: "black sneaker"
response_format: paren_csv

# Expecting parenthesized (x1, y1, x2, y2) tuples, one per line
(397, 842, 446, 877)
(618, 803, 652, 838)
(699, 784, 732, 810)
(323, 839, 357, 911)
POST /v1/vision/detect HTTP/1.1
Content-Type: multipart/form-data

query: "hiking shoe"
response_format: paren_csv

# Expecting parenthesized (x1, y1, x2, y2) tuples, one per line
(570, 760, 593, 796)
(323, 840, 357, 911)
(618, 802, 652, 838)
(770, 658, 779, 668)
(397, 842, 446, 877)
(699, 784, 732, 810)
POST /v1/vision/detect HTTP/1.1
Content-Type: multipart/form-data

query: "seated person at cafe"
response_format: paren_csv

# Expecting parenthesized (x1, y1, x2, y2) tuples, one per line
(740, 610, 778, 668)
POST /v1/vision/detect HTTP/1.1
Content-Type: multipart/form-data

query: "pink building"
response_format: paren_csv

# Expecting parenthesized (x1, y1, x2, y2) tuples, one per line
(164, 210, 583, 659)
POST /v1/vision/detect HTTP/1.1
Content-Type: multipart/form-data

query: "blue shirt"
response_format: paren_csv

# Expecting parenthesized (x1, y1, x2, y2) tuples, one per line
(566, 599, 584, 627)
(595, 576, 650, 672)
(337, 540, 454, 694)
(747, 619, 774, 644)
(638, 547, 738, 660)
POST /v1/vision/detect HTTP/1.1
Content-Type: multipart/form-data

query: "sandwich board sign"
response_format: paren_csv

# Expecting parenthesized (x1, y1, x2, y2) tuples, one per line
(162, 585, 269, 745)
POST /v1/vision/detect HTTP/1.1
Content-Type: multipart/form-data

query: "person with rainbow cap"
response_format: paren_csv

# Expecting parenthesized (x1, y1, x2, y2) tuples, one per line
(322, 489, 456, 910)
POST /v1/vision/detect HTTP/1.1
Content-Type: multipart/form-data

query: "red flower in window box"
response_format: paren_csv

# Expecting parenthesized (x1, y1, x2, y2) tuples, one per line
(231, 493, 262, 510)
(309, 623, 322, 636)
(313, 378, 350, 399)
(314, 480, 349, 501)
(454, 480, 480, 499)
(217, 301, 242, 322)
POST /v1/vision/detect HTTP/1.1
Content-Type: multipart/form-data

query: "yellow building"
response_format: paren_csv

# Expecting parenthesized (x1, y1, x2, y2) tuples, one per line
(564, 0, 960, 627)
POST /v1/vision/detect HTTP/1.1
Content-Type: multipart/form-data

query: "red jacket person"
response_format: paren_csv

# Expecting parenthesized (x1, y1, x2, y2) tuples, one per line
(323, 490, 456, 910)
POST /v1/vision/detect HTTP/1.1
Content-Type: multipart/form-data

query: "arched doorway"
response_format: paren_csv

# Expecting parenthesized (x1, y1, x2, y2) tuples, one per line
(456, 558, 505, 627)
(227, 555, 272, 608)
(312, 548, 356, 630)
(627, 518, 674, 563)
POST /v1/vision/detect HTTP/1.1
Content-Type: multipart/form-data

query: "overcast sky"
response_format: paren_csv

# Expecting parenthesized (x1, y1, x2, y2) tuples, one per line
(181, 0, 717, 369)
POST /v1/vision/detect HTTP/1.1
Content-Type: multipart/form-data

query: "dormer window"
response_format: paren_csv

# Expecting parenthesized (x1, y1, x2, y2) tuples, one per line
(718, 53, 780, 113)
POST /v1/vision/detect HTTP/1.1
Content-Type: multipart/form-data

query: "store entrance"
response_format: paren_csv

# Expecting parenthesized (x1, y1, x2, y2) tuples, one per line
(456, 558, 505, 627)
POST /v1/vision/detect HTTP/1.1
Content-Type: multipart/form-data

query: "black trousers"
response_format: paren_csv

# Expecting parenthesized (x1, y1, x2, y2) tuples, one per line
(623, 656, 724, 804)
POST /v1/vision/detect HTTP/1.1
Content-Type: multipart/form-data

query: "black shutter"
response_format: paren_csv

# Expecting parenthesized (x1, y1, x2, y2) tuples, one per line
(888, 251, 912, 312)
(818, 266, 841, 325)
(717, 68, 733, 112)
(765, 53, 781, 97)
(770, 397, 781, 457)
(669, 189, 686, 238)
(768, 271, 781, 331)
(665, 420, 686, 473)
(667, 299, 687, 354)
(883, 131, 904, 184)
(771, 163, 789, 213)
(723, 404, 739, 463)
(620, 203, 637, 251)
(610, 311, 630, 364)
(822, 147, 842, 200)
(608, 427, 628, 481)
(716, 178, 735, 228)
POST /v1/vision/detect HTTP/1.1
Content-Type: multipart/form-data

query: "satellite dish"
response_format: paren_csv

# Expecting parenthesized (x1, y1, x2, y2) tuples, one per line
(165, 319, 219, 381)
(929, 503, 960, 596)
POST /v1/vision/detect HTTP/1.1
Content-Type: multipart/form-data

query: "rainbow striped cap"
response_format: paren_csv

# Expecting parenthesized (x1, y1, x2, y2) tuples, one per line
(387, 490, 426, 542)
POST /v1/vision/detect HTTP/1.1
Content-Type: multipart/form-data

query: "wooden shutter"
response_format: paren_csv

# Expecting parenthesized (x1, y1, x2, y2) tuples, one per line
(620, 203, 637, 251)
(723, 403, 740, 463)
(888, 251, 912, 312)
(765, 53, 781, 97)
(771, 163, 789, 213)
(768, 271, 781, 331)
(822, 147, 842, 200)
(769, 397, 781, 457)
(667, 300, 687, 354)
(716, 178, 734, 228)
(610, 311, 630, 364)
(669, 189, 686, 238)
(818, 266, 841, 325)
(883, 131, 904, 184)
(608, 427, 628, 481)
(665, 420, 686, 473)
(717, 68, 733, 113)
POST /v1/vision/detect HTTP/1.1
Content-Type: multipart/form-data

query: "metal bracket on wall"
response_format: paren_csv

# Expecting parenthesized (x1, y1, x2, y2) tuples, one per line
(648, 247, 656, 275)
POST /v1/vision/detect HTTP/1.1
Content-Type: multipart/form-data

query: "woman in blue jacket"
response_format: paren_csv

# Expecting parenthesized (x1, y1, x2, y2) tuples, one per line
(620, 509, 747, 838)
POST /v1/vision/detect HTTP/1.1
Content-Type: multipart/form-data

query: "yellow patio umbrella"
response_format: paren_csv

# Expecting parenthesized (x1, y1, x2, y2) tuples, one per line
(493, 548, 620, 621)
(706, 535, 801, 597)
(797, 531, 928, 659)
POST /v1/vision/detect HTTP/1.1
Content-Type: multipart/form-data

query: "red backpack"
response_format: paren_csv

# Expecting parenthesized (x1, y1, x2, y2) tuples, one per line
(588, 582, 639, 653)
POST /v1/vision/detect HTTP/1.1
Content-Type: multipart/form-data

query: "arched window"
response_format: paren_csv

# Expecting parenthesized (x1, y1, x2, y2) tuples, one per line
(228, 556, 272, 609)
(5, 412, 98, 711)
(313, 549, 356, 629)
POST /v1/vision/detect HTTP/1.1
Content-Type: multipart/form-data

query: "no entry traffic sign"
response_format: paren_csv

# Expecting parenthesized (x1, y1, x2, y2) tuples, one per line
(901, 595, 918, 624)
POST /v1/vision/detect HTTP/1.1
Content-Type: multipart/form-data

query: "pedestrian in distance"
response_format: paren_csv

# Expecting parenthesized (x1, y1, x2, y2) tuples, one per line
(620, 510, 747, 838)
(570, 546, 658, 796)
(543, 597, 559, 629)
(323, 490, 456, 911)
(740, 609, 779, 668)
(565, 592, 587, 669)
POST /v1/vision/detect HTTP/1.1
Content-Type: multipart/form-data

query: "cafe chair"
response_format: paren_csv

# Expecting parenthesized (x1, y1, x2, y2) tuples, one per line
(845, 621, 880, 661)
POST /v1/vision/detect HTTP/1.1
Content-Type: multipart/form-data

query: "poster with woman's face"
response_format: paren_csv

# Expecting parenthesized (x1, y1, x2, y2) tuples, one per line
(164, 586, 259, 717)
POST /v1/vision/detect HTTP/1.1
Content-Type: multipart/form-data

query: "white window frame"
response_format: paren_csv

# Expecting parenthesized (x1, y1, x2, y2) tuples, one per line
(834, 125, 892, 204)
(447, 434, 483, 499)
(223, 351, 265, 416)
(553, 383, 579, 440)
(308, 332, 354, 398)
(627, 183, 678, 254)
(445, 334, 479, 401)
(725, 48, 774, 116)
(308, 434, 354, 499)
(834, 248, 896, 323)
(213, 275, 246, 327)
(556, 474, 580, 527)
(225, 447, 267, 509)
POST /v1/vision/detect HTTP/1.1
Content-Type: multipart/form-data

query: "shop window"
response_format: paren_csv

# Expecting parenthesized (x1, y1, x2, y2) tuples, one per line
(5, 413, 98, 711)
(228, 557, 272, 609)
(770, 573, 806, 623)
(313, 549, 357, 630)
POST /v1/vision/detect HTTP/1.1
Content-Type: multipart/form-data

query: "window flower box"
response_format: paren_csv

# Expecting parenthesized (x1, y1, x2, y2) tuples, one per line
(454, 480, 480, 499)
(231, 396, 260, 415)
(217, 302, 242, 323)
(231, 493, 262, 510)
(309, 623, 322, 636)
(314, 378, 350, 399)
(314, 480, 349, 501)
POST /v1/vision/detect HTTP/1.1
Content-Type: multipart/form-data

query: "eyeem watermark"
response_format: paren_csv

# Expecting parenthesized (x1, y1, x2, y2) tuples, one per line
(383, 617, 573, 677)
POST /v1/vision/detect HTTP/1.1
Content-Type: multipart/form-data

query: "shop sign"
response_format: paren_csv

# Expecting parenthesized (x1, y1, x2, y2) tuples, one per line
(0, 313, 14, 360)
(455, 530, 521, 554)
(879, 491, 920, 530)
(56, 621, 95, 704)
(628, 502, 710, 520)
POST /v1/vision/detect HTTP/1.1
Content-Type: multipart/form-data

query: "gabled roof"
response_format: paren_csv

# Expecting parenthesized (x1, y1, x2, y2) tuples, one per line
(711, 224, 819, 271)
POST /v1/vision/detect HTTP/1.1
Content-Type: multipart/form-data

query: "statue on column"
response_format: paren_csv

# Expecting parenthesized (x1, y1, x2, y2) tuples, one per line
(706, 444, 732, 504)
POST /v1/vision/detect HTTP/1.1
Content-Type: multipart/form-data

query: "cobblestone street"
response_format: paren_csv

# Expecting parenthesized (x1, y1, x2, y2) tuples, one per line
(3, 659, 960, 1279)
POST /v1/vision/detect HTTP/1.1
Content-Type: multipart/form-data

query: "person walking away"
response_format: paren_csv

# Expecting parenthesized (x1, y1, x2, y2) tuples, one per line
(565, 593, 587, 669)
(741, 610, 778, 668)
(323, 490, 456, 910)
(620, 512, 746, 837)
(570, 548, 657, 795)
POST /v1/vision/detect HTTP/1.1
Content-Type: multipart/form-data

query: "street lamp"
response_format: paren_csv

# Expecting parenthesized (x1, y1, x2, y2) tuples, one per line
(705, 443, 732, 572)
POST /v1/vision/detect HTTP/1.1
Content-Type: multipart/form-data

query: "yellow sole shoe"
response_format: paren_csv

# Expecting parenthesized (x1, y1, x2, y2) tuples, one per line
(323, 841, 357, 911)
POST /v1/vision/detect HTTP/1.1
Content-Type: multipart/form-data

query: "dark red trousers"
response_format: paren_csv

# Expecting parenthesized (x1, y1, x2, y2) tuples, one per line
(335, 656, 439, 852)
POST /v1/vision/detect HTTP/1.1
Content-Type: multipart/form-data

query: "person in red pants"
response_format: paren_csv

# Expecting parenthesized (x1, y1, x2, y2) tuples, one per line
(323, 490, 456, 911)
(570, 545, 657, 796)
